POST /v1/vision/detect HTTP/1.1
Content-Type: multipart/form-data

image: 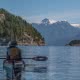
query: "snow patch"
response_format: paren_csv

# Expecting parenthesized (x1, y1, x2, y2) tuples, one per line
(71, 24, 80, 28)
(49, 19, 57, 24)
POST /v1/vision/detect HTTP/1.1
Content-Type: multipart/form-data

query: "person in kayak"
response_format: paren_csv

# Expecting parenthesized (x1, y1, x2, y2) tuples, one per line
(3, 41, 25, 80)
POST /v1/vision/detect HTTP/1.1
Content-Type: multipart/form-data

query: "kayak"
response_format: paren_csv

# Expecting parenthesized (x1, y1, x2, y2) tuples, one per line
(1, 56, 48, 80)
(3, 60, 25, 80)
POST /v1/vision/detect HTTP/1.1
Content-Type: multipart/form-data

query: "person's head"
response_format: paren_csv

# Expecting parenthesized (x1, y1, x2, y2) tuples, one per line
(9, 40, 17, 47)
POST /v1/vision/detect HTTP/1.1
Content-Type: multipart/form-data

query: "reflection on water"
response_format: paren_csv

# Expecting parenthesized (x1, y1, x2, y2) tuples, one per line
(48, 47, 80, 80)
(0, 46, 80, 80)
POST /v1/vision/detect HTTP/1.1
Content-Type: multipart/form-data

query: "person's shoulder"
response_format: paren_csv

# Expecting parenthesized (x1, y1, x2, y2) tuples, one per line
(15, 46, 20, 49)
(8, 46, 19, 49)
(16, 47, 21, 51)
(7, 46, 13, 49)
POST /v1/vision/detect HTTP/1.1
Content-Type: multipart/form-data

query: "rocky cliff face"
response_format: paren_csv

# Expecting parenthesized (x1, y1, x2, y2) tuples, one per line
(0, 8, 45, 46)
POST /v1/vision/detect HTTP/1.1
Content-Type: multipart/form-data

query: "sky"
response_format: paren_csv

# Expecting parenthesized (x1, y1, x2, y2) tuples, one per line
(0, 0, 80, 24)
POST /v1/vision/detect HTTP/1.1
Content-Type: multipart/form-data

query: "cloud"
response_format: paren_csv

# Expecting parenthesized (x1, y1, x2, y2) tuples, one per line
(22, 10, 80, 23)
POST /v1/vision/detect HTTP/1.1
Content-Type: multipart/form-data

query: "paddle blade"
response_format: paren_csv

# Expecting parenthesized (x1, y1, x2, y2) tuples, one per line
(32, 56, 48, 61)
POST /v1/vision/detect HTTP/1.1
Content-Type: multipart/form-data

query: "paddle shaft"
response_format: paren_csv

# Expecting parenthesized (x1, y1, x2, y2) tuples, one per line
(0, 56, 48, 61)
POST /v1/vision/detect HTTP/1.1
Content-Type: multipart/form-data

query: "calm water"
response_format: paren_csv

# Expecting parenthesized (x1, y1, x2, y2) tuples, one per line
(0, 46, 80, 80)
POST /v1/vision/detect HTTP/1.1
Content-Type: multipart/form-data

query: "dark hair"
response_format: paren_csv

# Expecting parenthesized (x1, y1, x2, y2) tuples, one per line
(9, 41, 17, 47)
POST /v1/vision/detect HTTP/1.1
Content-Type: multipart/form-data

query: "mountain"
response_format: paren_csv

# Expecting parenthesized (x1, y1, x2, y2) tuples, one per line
(0, 8, 45, 46)
(41, 18, 50, 24)
(32, 18, 80, 46)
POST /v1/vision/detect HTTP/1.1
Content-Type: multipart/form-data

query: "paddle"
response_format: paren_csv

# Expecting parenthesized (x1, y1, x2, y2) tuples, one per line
(23, 56, 48, 61)
(0, 56, 48, 61)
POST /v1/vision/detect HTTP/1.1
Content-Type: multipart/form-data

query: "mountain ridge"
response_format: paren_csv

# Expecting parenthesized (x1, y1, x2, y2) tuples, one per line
(32, 18, 80, 46)
(0, 8, 45, 46)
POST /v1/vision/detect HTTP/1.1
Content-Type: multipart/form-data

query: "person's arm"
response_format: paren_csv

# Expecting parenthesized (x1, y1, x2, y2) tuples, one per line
(7, 47, 10, 60)
(17, 47, 25, 70)
(7, 48, 8, 58)
(19, 49, 22, 59)
(22, 60, 25, 71)
(3, 60, 6, 70)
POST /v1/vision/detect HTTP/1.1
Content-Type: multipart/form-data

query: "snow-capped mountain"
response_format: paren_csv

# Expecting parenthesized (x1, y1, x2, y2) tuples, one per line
(41, 18, 50, 24)
(41, 18, 56, 24)
(32, 18, 80, 46)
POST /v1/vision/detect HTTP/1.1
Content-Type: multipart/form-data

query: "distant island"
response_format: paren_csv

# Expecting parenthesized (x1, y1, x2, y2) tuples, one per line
(66, 40, 80, 46)
(0, 8, 45, 46)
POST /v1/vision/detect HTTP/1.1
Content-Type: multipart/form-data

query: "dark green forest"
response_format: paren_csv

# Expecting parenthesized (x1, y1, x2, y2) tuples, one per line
(0, 8, 44, 45)
(68, 40, 80, 46)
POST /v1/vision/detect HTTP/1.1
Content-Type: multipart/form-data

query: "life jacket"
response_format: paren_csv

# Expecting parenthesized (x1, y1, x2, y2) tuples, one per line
(7, 47, 21, 60)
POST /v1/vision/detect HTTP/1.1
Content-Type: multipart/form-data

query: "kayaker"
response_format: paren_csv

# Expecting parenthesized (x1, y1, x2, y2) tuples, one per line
(3, 41, 25, 80)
